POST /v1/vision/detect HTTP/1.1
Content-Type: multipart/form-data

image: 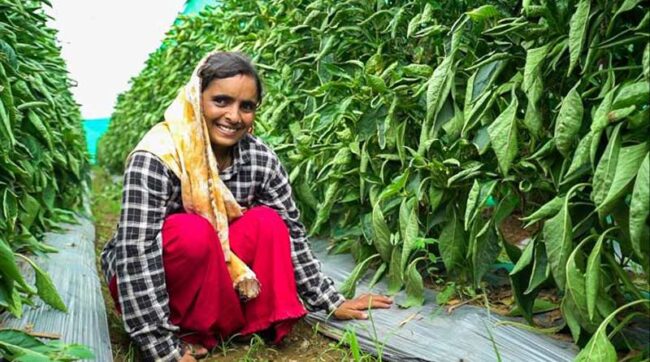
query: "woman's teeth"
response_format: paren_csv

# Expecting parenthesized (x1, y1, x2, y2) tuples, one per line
(216, 124, 240, 135)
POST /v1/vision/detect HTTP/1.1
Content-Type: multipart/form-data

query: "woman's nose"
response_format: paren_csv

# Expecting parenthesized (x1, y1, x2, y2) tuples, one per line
(224, 104, 242, 122)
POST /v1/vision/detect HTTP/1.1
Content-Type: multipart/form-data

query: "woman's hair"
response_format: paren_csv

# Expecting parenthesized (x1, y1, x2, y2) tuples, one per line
(198, 51, 263, 104)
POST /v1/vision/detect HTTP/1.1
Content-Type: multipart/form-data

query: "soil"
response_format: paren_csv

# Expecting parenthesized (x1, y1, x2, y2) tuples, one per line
(498, 214, 539, 248)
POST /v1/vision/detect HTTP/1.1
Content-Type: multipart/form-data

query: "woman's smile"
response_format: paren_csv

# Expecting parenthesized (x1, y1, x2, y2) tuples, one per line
(213, 121, 244, 137)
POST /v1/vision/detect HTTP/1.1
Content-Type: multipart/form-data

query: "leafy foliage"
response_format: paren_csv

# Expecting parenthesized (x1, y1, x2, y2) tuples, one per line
(0, 0, 89, 317)
(0, 329, 94, 361)
(99, 0, 649, 356)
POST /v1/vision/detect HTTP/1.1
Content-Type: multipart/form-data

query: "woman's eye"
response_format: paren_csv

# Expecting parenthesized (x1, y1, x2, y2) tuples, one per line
(241, 102, 257, 112)
(213, 97, 228, 106)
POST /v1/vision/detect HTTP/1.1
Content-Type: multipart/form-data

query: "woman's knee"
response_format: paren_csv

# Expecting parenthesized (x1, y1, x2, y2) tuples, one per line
(245, 206, 291, 247)
(246, 206, 286, 228)
(163, 213, 221, 263)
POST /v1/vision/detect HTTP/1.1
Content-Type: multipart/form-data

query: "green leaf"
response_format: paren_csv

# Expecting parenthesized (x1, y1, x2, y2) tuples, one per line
(598, 143, 648, 218)
(295, 182, 319, 212)
(311, 181, 339, 234)
(574, 328, 617, 362)
(554, 85, 583, 157)
(488, 96, 518, 175)
(339, 254, 379, 299)
(402, 63, 432, 77)
(525, 242, 550, 295)
(0, 342, 50, 362)
(436, 283, 456, 305)
(400, 198, 419, 271)
(47, 342, 96, 360)
(377, 171, 409, 203)
(466, 5, 500, 21)
(19, 193, 41, 229)
(564, 131, 593, 180)
(19, 255, 67, 312)
(630, 153, 650, 262)
(567, 0, 591, 75)
(521, 196, 564, 228)
(0, 239, 29, 290)
(561, 295, 582, 342)
(612, 81, 650, 109)
(368, 262, 387, 288)
(523, 81, 543, 137)
(464, 180, 481, 230)
(591, 87, 615, 135)
(565, 235, 603, 333)
(472, 224, 500, 285)
(467, 180, 497, 230)
(420, 56, 453, 152)
(607, 105, 636, 122)
(400, 258, 424, 308)
(0, 92, 16, 146)
(510, 238, 535, 275)
(543, 199, 572, 291)
(366, 74, 387, 94)
(0, 330, 44, 350)
(613, 0, 645, 19)
(510, 260, 537, 324)
(523, 45, 548, 93)
(493, 190, 519, 224)
(3, 188, 18, 226)
(438, 209, 466, 273)
(406, 12, 422, 38)
(591, 123, 622, 208)
(586, 232, 607, 321)
(386, 247, 403, 295)
(508, 298, 558, 317)
(27, 110, 53, 150)
(371, 204, 393, 262)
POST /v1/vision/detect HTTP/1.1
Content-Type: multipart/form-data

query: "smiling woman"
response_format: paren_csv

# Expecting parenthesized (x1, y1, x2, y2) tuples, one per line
(99, 51, 391, 362)
(198, 53, 261, 168)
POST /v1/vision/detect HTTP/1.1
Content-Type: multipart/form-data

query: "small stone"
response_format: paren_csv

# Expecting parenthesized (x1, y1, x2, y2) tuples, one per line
(300, 339, 310, 350)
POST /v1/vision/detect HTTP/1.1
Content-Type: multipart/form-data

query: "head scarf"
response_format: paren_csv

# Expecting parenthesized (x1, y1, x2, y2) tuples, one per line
(129, 51, 260, 300)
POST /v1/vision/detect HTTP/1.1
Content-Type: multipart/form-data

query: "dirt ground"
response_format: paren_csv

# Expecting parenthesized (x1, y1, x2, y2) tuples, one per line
(91, 168, 364, 361)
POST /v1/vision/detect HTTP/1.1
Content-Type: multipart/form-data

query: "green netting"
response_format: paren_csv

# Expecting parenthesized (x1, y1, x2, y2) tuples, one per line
(182, 0, 219, 14)
(83, 118, 110, 164)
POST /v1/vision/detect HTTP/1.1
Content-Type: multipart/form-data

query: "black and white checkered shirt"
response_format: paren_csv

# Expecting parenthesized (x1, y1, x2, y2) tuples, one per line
(100, 134, 344, 362)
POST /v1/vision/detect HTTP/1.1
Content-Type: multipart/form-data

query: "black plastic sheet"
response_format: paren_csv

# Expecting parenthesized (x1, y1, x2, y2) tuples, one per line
(0, 218, 113, 361)
(306, 241, 578, 362)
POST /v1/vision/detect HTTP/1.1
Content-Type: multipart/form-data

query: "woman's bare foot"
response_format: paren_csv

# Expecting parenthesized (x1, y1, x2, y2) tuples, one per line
(182, 343, 209, 360)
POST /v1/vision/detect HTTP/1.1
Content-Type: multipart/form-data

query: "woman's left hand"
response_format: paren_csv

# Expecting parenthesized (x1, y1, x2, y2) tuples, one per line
(333, 293, 393, 320)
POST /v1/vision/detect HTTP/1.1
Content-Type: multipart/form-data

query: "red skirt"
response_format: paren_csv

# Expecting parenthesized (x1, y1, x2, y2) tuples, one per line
(109, 206, 307, 349)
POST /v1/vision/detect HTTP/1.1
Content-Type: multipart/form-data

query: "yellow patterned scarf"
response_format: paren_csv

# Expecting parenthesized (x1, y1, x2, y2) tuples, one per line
(129, 52, 260, 300)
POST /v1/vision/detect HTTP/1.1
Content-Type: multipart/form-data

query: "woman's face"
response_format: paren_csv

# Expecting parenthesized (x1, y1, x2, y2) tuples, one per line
(201, 74, 258, 152)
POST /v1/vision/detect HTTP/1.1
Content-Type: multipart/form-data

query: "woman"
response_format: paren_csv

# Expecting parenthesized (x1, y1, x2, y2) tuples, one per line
(100, 51, 392, 362)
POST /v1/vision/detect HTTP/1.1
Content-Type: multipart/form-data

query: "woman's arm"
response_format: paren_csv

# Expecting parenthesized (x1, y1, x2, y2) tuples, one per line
(114, 152, 183, 361)
(257, 156, 345, 313)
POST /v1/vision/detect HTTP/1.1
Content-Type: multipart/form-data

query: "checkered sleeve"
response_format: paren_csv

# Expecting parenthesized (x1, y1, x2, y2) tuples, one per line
(258, 154, 345, 313)
(114, 152, 183, 362)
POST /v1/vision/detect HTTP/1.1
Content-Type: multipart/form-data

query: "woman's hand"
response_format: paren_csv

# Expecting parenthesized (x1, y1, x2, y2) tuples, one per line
(333, 293, 393, 320)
